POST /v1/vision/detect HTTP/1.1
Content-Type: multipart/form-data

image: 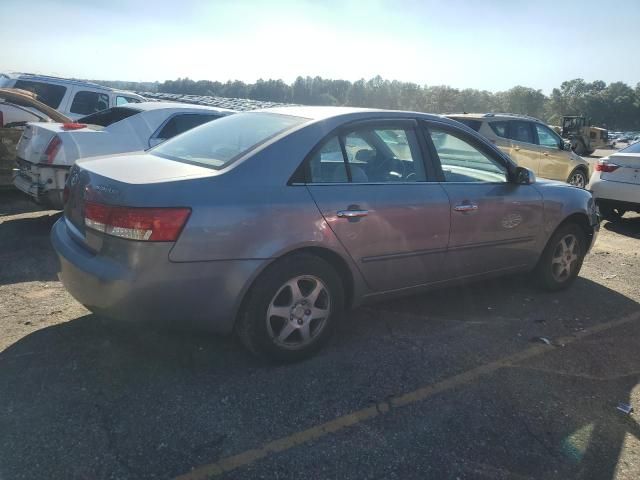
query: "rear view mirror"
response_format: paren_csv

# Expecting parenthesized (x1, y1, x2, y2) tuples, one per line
(514, 166, 536, 185)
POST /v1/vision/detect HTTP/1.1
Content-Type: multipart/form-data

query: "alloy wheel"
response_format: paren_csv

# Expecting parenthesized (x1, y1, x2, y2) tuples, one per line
(569, 171, 586, 188)
(266, 275, 331, 350)
(550, 234, 581, 283)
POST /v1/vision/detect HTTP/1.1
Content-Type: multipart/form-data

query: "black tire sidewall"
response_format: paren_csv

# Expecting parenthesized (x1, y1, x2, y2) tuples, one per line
(535, 224, 586, 291)
(237, 254, 344, 362)
(568, 168, 587, 188)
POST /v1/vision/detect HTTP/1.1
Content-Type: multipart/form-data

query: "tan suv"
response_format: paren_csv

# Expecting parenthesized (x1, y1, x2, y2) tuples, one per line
(446, 113, 591, 188)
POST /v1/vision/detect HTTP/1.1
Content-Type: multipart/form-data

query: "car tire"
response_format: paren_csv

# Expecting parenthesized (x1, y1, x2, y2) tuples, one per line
(573, 141, 586, 156)
(533, 223, 587, 291)
(567, 168, 588, 189)
(236, 254, 344, 362)
(599, 204, 626, 222)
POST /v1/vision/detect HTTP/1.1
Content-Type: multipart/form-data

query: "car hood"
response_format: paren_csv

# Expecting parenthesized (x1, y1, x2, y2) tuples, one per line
(77, 152, 220, 184)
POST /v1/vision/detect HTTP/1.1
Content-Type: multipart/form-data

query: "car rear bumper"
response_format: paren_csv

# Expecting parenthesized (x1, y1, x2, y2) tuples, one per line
(588, 174, 640, 205)
(13, 158, 68, 208)
(51, 217, 265, 334)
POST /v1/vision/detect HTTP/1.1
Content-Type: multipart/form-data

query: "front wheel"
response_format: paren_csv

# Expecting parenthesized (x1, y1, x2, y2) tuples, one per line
(533, 224, 587, 291)
(567, 169, 587, 189)
(236, 254, 344, 362)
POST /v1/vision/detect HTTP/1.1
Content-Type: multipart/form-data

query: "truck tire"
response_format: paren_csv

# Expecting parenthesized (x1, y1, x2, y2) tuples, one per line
(573, 141, 586, 156)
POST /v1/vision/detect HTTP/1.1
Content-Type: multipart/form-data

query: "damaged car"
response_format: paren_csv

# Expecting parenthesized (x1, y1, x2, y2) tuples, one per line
(0, 88, 71, 189)
(14, 102, 234, 208)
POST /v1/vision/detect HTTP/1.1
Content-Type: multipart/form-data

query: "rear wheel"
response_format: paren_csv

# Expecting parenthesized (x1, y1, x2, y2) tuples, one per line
(567, 168, 587, 189)
(236, 254, 344, 362)
(599, 203, 626, 222)
(573, 140, 586, 156)
(533, 223, 586, 291)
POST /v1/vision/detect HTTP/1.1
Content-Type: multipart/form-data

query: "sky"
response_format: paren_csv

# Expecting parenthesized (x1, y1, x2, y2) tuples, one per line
(1, 0, 639, 93)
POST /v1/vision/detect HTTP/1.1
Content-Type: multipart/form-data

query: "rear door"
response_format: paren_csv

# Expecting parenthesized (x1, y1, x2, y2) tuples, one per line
(506, 120, 540, 174)
(305, 119, 451, 292)
(424, 121, 543, 279)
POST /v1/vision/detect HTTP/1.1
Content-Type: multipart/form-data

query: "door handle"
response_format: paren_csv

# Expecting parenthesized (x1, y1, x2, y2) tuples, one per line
(542, 152, 549, 156)
(337, 209, 368, 218)
(513, 146, 520, 151)
(453, 203, 479, 212)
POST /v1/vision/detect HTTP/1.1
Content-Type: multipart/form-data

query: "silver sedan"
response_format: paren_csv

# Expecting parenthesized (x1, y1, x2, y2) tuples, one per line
(52, 107, 599, 361)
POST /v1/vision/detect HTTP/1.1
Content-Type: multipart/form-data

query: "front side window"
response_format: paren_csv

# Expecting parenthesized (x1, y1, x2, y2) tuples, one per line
(13, 80, 66, 109)
(70, 91, 110, 115)
(156, 113, 221, 140)
(534, 123, 561, 149)
(308, 126, 426, 184)
(428, 126, 507, 183)
(152, 112, 306, 170)
(509, 121, 534, 144)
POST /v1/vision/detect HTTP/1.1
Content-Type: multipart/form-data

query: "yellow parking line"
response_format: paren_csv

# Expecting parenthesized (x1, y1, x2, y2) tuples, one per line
(174, 311, 640, 480)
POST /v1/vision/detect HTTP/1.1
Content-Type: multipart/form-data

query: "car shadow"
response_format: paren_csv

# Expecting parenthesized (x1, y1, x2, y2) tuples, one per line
(1, 276, 639, 479)
(603, 216, 640, 239)
(0, 210, 61, 284)
(0, 190, 53, 217)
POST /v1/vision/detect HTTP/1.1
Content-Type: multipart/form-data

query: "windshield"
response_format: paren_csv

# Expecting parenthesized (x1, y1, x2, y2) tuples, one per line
(619, 141, 640, 154)
(151, 112, 307, 169)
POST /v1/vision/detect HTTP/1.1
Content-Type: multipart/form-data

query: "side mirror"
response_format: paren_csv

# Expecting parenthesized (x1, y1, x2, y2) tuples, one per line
(513, 166, 536, 185)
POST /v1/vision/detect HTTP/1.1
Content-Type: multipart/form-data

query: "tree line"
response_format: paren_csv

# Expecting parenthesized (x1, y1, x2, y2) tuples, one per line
(97, 76, 640, 130)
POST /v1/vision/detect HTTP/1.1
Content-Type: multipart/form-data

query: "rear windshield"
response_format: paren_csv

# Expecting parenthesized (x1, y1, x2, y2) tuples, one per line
(151, 112, 307, 169)
(13, 80, 67, 109)
(78, 107, 139, 127)
(619, 141, 640, 154)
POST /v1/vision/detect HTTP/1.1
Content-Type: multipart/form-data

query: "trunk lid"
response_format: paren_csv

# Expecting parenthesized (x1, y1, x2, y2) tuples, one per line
(601, 153, 640, 184)
(64, 153, 219, 250)
(17, 122, 104, 166)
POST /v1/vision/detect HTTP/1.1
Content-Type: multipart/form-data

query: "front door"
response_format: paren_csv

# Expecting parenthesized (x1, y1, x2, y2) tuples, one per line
(424, 121, 544, 279)
(534, 122, 570, 181)
(305, 121, 451, 292)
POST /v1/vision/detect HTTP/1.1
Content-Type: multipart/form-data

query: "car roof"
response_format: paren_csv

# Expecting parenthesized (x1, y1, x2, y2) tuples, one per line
(446, 112, 546, 124)
(122, 101, 235, 115)
(257, 105, 453, 124)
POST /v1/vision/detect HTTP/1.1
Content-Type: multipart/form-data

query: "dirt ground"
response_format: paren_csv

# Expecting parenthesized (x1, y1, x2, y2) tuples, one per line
(1, 186, 640, 480)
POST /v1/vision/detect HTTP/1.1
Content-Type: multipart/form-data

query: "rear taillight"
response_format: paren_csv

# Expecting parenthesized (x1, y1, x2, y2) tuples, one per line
(62, 122, 87, 130)
(43, 136, 62, 164)
(595, 159, 620, 173)
(84, 202, 191, 241)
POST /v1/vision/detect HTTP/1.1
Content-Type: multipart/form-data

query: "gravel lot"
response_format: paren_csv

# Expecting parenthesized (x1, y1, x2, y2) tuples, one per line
(1, 181, 640, 480)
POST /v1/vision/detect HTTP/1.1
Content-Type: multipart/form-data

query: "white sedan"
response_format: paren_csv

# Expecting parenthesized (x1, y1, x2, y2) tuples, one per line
(588, 141, 640, 221)
(13, 102, 233, 208)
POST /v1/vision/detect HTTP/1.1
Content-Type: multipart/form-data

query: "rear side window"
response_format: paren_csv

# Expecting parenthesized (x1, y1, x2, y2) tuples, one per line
(156, 114, 221, 140)
(452, 118, 482, 132)
(152, 112, 306, 170)
(78, 107, 139, 127)
(116, 96, 141, 106)
(488, 121, 508, 138)
(13, 80, 66, 108)
(509, 121, 534, 144)
(70, 91, 110, 115)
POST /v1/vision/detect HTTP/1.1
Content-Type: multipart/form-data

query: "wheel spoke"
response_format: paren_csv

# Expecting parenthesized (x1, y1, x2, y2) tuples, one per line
(288, 280, 304, 303)
(277, 322, 296, 343)
(551, 255, 564, 265)
(310, 305, 329, 320)
(268, 305, 291, 320)
(305, 281, 324, 306)
(299, 322, 311, 342)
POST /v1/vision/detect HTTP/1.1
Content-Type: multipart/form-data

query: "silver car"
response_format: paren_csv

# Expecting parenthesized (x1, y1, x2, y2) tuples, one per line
(52, 107, 599, 361)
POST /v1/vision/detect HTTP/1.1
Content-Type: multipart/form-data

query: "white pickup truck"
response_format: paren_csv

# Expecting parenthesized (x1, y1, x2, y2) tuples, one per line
(14, 102, 233, 208)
